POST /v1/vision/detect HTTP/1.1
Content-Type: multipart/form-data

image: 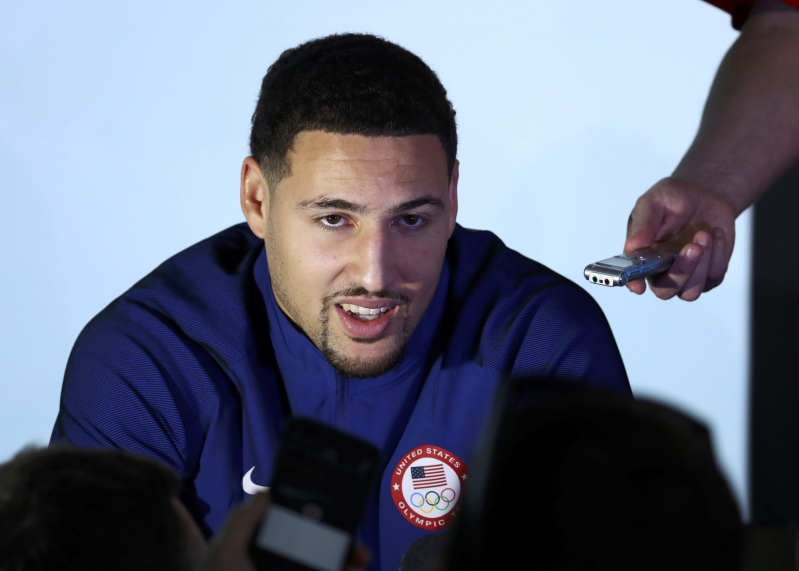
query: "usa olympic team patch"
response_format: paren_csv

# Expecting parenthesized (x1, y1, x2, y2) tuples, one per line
(391, 445, 467, 530)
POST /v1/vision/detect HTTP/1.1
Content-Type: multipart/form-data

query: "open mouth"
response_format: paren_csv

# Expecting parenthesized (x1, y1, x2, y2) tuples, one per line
(334, 301, 400, 339)
(339, 303, 391, 321)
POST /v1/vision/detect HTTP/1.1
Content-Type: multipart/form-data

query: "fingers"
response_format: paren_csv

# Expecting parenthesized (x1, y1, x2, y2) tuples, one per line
(625, 279, 647, 295)
(344, 545, 371, 571)
(646, 229, 729, 300)
(197, 493, 269, 571)
(623, 178, 736, 300)
(677, 231, 713, 301)
(705, 227, 729, 291)
(646, 240, 706, 301)
(222, 493, 270, 548)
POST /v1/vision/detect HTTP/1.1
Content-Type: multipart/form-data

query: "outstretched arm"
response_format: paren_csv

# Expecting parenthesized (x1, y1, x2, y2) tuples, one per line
(625, 0, 799, 300)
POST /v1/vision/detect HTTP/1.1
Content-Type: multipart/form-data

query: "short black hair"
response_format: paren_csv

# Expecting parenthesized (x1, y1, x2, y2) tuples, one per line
(250, 33, 457, 191)
(451, 384, 744, 571)
(0, 446, 188, 571)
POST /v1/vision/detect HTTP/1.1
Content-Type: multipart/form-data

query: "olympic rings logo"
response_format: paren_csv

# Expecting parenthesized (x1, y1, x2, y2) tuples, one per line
(409, 488, 457, 513)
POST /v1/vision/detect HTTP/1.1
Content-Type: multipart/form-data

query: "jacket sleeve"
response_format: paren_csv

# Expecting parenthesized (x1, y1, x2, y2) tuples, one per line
(50, 300, 223, 478)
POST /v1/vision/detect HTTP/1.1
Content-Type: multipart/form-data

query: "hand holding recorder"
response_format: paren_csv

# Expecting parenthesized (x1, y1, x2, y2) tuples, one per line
(622, 177, 736, 301)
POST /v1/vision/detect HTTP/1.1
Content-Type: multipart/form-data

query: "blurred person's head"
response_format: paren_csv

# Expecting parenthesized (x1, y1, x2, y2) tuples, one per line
(449, 383, 744, 571)
(241, 33, 459, 379)
(0, 446, 205, 571)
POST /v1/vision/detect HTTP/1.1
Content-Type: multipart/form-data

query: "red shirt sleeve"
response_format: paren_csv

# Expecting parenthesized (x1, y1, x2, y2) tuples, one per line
(704, 0, 799, 29)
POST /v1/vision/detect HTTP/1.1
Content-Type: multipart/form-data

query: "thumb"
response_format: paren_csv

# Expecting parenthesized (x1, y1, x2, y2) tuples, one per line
(625, 194, 664, 253)
(219, 493, 270, 548)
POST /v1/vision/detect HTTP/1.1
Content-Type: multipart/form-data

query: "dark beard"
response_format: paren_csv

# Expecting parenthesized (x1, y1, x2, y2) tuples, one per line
(269, 243, 413, 378)
(317, 286, 411, 379)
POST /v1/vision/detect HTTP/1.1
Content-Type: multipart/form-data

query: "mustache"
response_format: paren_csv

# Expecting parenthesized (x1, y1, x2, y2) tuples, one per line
(323, 284, 411, 304)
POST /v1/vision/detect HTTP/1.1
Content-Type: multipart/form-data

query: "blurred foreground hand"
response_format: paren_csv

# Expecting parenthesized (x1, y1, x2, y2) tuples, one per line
(198, 493, 370, 571)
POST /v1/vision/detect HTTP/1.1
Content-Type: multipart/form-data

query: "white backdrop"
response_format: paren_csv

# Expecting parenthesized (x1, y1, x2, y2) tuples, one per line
(0, 1, 749, 512)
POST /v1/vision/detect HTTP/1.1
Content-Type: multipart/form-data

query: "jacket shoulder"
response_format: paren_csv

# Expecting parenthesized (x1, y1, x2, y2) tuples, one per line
(103, 223, 265, 369)
(446, 225, 574, 303)
(54, 224, 266, 469)
(444, 226, 629, 391)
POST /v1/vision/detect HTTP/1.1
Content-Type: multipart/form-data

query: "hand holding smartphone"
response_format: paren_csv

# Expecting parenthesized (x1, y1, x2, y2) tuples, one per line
(249, 418, 380, 571)
(584, 249, 676, 287)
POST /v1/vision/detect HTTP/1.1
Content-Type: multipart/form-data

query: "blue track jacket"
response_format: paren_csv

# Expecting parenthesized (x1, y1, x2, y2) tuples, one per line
(52, 223, 630, 571)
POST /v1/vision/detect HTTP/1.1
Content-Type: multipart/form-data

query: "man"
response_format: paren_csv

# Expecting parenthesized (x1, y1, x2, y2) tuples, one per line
(52, 34, 630, 571)
(624, 0, 799, 300)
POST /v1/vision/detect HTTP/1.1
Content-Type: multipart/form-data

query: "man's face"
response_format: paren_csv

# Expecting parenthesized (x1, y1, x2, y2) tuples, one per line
(242, 132, 458, 378)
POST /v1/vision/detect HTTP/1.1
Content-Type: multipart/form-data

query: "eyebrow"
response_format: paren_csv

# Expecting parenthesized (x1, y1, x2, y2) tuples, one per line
(296, 194, 445, 215)
(386, 196, 445, 215)
(296, 197, 366, 214)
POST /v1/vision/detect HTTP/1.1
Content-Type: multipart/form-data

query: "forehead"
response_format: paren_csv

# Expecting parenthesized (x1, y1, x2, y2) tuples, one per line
(279, 132, 449, 202)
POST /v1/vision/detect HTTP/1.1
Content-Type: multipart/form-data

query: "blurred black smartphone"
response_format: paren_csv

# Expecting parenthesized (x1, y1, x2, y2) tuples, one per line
(249, 418, 380, 571)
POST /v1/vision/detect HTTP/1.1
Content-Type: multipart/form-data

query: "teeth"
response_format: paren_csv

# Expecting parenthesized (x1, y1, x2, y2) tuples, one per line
(340, 303, 390, 315)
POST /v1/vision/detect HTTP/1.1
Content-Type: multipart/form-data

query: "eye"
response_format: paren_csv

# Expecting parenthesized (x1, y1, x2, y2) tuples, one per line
(401, 214, 422, 227)
(320, 214, 346, 227)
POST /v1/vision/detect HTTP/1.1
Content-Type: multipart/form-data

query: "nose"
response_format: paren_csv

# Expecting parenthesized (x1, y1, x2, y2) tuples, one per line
(348, 224, 396, 293)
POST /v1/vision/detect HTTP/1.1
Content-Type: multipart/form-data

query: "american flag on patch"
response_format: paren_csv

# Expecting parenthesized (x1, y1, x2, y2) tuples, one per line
(410, 464, 447, 489)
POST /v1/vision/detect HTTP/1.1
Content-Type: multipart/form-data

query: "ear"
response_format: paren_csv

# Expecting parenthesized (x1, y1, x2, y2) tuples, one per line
(447, 159, 459, 237)
(240, 157, 269, 239)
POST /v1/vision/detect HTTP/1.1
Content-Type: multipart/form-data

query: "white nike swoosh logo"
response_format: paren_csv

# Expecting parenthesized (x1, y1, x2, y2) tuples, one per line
(242, 466, 270, 495)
